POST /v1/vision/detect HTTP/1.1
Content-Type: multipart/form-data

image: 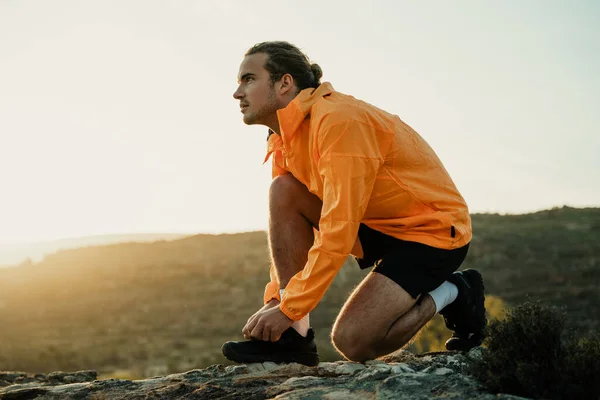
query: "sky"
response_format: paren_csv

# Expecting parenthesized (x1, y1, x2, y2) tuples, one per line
(0, 0, 599, 245)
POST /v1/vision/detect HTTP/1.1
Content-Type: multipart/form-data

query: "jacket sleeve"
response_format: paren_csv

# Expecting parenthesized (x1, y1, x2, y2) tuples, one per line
(263, 264, 281, 304)
(279, 121, 388, 321)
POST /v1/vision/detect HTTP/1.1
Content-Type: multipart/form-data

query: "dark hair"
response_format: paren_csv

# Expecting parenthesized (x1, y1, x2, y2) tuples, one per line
(245, 41, 323, 91)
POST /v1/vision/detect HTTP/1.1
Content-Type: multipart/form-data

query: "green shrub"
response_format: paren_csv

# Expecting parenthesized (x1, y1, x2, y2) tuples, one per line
(471, 302, 600, 399)
(562, 335, 600, 399)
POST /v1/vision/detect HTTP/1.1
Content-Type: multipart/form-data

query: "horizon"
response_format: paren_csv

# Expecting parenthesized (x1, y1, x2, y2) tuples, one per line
(0, 204, 596, 248)
(1, 1, 599, 245)
(0, 205, 596, 267)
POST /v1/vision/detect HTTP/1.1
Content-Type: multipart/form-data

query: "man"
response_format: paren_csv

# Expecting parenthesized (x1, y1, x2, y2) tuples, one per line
(222, 41, 486, 366)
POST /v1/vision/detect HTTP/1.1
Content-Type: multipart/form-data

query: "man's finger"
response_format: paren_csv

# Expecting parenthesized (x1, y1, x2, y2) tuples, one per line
(270, 329, 281, 342)
(245, 315, 259, 335)
(243, 320, 254, 339)
(246, 313, 258, 328)
(262, 325, 271, 342)
(242, 315, 255, 337)
(250, 323, 263, 340)
(247, 311, 260, 325)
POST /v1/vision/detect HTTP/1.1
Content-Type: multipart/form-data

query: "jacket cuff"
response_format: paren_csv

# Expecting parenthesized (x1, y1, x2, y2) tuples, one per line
(263, 281, 281, 304)
(279, 301, 304, 322)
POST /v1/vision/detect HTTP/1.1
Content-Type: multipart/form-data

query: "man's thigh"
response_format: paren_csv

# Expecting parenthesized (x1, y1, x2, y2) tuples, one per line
(332, 271, 418, 344)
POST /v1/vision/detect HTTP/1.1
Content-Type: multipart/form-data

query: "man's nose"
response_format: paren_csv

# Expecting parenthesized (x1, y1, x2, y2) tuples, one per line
(233, 86, 244, 100)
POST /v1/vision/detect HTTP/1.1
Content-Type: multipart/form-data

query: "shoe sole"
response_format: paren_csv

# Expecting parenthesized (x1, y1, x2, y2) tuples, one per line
(445, 332, 485, 351)
(221, 343, 320, 367)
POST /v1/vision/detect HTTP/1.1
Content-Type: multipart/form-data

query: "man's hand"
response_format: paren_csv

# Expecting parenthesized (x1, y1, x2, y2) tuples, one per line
(242, 303, 294, 342)
(242, 299, 279, 339)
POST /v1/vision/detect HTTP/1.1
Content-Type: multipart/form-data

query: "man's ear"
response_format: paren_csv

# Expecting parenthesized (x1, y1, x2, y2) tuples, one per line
(278, 73, 295, 96)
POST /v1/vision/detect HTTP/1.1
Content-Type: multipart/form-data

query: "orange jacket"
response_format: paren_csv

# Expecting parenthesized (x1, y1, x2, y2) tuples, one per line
(263, 82, 471, 321)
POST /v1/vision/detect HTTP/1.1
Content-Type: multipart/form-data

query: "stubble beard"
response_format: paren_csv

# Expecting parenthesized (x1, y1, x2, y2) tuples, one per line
(244, 86, 278, 126)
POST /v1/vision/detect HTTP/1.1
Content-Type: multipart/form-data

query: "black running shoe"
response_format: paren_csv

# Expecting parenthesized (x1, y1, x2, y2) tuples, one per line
(221, 328, 320, 367)
(440, 269, 487, 351)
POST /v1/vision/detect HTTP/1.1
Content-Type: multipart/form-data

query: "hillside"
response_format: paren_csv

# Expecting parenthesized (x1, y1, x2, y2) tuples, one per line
(467, 206, 599, 333)
(0, 233, 189, 267)
(0, 206, 597, 378)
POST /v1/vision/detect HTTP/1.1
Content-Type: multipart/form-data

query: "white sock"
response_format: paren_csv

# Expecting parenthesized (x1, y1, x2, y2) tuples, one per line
(280, 289, 310, 337)
(428, 281, 458, 313)
(292, 314, 310, 337)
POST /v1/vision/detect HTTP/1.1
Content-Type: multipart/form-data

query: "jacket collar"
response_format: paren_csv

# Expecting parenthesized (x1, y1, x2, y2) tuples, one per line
(264, 83, 335, 164)
(264, 131, 282, 163)
(276, 82, 335, 143)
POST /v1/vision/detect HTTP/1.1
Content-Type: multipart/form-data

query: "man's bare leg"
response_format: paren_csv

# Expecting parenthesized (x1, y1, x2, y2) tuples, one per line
(331, 272, 437, 362)
(267, 174, 323, 335)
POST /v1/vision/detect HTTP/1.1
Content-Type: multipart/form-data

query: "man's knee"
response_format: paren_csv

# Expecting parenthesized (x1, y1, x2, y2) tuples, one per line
(269, 174, 305, 206)
(331, 324, 376, 362)
(269, 174, 322, 226)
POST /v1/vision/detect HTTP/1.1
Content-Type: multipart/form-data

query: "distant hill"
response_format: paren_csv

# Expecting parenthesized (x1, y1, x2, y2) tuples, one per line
(0, 233, 190, 267)
(0, 206, 597, 378)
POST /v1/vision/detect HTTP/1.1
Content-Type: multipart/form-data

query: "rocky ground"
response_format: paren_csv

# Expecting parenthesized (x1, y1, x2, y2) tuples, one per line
(0, 349, 528, 400)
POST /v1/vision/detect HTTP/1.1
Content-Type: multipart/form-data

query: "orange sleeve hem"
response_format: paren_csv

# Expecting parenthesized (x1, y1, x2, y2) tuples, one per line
(263, 264, 281, 305)
(279, 302, 303, 322)
(263, 281, 281, 304)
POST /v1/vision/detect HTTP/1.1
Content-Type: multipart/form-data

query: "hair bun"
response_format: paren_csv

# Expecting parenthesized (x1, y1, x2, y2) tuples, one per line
(310, 63, 323, 84)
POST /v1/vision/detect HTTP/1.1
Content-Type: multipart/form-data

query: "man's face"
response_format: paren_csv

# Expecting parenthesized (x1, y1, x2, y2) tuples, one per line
(233, 53, 278, 126)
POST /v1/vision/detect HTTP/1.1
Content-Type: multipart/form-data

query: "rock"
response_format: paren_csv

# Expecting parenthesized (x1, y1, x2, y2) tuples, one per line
(224, 365, 249, 375)
(334, 362, 365, 375)
(279, 376, 325, 390)
(275, 388, 375, 399)
(379, 349, 415, 363)
(261, 361, 280, 371)
(364, 359, 386, 366)
(266, 376, 327, 398)
(317, 362, 341, 375)
(355, 365, 391, 382)
(246, 361, 280, 373)
(0, 370, 97, 389)
(433, 367, 454, 375)
(0, 352, 532, 399)
(444, 355, 466, 369)
(467, 346, 486, 362)
(390, 363, 415, 374)
(47, 370, 97, 384)
(271, 363, 317, 377)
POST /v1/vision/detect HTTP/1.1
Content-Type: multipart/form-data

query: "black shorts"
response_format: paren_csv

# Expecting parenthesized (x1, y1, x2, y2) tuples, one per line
(355, 224, 469, 299)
